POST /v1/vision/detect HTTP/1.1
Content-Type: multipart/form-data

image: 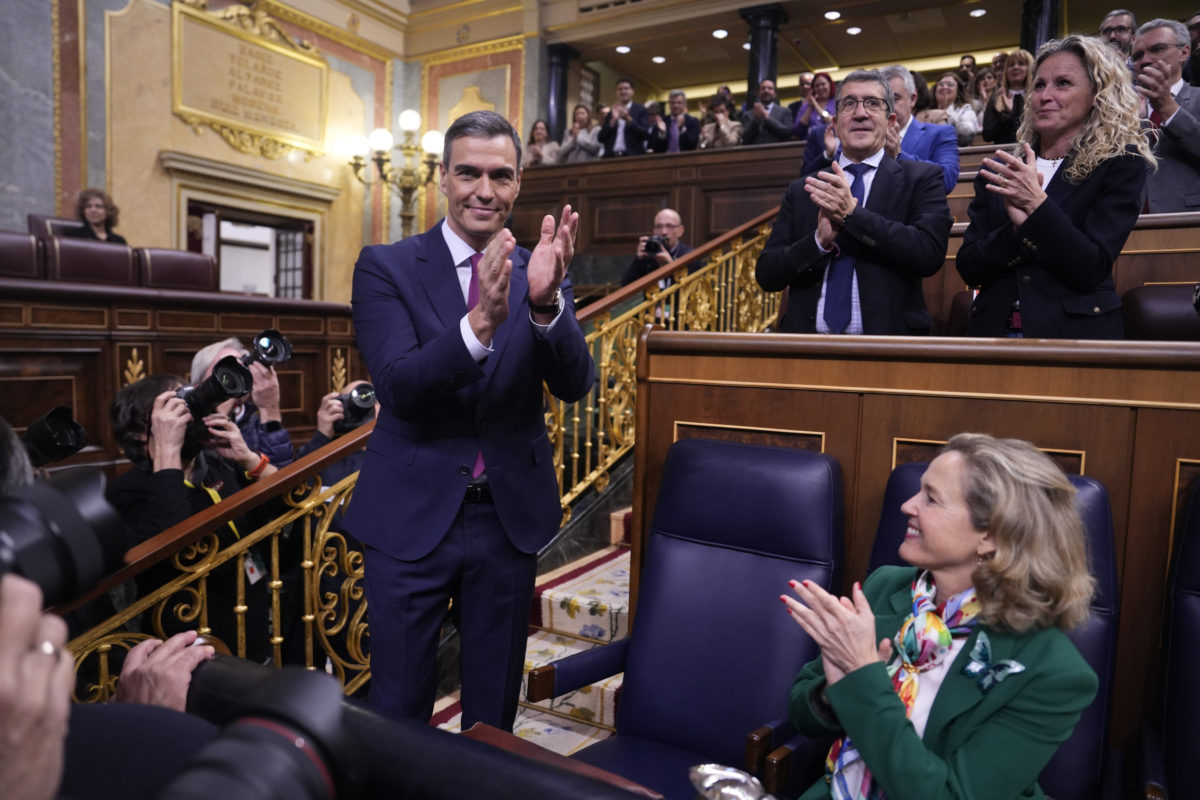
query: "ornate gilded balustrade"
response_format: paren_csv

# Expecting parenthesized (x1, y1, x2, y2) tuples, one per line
(64, 207, 780, 698)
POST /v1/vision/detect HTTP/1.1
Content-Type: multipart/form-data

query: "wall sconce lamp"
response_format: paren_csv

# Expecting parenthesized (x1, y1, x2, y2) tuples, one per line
(349, 109, 444, 239)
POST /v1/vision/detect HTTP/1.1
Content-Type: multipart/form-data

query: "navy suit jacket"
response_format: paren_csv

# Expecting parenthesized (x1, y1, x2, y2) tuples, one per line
(899, 119, 960, 193)
(802, 120, 960, 193)
(345, 223, 595, 560)
(756, 156, 952, 335)
(957, 151, 1146, 339)
(647, 114, 701, 153)
(598, 103, 651, 156)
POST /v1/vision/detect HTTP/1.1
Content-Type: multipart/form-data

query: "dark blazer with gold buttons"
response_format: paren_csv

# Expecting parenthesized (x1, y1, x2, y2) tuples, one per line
(756, 154, 952, 335)
(957, 150, 1146, 339)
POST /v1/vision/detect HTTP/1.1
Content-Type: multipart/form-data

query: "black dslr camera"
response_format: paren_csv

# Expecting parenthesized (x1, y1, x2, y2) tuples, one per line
(333, 383, 376, 436)
(0, 469, 125, 607)
(644, 233, 672, 256)
(23, 406, 88, 466)
(175, 355, 254, 420)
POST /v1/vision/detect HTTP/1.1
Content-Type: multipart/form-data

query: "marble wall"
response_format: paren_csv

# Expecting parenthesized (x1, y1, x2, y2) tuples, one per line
(0, 2, 55, 232)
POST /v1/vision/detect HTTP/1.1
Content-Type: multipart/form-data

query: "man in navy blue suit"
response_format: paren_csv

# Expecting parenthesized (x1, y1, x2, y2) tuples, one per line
(804, 66, 960, 193)
(347, 111, 595, 731)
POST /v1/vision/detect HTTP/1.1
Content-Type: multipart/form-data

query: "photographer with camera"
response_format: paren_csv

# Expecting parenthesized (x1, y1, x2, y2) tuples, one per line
(619, 208, 696, 287)
(294, 380, 377, 488)
(106, 374, 280, 660)
(190, 336, 294, 468)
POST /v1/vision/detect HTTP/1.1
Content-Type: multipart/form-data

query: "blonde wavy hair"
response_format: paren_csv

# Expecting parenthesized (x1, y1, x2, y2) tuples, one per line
(1015, 34, 1156, 183)
(944, 433, 1095, 632)
(991, 48, 1033, 111)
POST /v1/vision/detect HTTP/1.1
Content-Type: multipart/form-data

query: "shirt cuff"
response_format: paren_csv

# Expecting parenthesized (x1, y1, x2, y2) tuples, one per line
(1162, 107, 1181, 127)
(460, 314, 494, 362)
(814, 230, 833, 254)
(529, 299, 565, 337)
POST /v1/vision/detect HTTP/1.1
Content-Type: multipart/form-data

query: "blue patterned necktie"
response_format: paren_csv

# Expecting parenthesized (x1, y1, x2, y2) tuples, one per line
(823, 162, 872, 334)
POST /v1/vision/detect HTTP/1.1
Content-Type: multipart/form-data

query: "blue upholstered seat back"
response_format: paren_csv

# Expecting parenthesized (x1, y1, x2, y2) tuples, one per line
(1163, 482, 1200, 791)
(868, 462, 1118, 800)
(617, 438, 844, 768)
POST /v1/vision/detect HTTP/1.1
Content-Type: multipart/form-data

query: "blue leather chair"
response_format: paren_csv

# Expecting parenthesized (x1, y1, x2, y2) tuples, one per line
(526, 437, 844, 800)
(1143, 481, 1200, 798)
(869, 461, 1120, 800)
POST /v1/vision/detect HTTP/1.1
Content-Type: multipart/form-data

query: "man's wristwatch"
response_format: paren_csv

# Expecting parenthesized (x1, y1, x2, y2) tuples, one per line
(529, 288, 562, 315)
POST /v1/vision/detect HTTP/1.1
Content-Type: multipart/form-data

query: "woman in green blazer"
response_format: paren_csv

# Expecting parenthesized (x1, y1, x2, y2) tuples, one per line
(782, 433, 1097, 800)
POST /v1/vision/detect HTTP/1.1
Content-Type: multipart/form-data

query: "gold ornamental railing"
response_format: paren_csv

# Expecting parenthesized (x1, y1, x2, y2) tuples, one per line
(63, 207, 780, 698)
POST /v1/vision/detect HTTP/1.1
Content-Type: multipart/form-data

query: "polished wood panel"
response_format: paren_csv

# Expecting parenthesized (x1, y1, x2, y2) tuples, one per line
(634, 329, 1200, 749)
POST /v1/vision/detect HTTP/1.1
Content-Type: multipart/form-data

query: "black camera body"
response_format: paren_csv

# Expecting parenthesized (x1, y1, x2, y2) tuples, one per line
(644, 233, 672, 256)
(333, 383, 376, 436)
(175, 355, 254, 420)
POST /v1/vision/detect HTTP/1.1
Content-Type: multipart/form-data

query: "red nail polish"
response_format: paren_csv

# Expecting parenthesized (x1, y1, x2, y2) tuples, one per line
(855, 581, 862, 591)
(779, 595, 788, 604)
(788, 579, 798, 588)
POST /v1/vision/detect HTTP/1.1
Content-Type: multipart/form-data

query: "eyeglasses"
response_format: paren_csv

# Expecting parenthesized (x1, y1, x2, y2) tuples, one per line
(1131, 42, 1186, 62)
(1100, 24, 1133, 36)
(652, 222, 681, 232)
(837, 96, 887, 114)
(936, 81, 958, 89)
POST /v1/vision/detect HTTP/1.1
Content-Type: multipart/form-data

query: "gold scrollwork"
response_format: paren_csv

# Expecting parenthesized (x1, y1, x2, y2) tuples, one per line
(177, 112, 294, 159)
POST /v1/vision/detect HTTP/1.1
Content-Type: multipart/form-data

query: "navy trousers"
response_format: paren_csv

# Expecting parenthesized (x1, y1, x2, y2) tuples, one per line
(363, 500, 538, 731)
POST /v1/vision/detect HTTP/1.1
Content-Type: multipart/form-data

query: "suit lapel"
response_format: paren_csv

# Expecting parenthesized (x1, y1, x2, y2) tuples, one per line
(902, 120, 925, 155)
(866, 156, 902, 215)
(1044, 153, 1082, 209)
(415, 225, 468, 331)
(922, 626, 1020, 744)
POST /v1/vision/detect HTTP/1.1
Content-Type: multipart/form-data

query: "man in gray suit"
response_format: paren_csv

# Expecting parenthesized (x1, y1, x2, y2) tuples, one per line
(1133, 19, 1200, 212)
(742, 78, 794, 145)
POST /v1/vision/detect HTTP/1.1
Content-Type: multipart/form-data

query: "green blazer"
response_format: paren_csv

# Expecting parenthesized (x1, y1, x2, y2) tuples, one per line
(789, 566, 1097, 800)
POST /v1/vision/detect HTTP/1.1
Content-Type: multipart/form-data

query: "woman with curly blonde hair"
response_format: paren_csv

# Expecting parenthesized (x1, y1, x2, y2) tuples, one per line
(783, 432, 1096, 799)
(957, 34, 1155, 339)
(982, 48, 1033, 143)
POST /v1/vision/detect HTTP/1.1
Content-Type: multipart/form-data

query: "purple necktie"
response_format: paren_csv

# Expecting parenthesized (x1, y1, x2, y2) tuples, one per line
(668, 120, 680, 153)
(467, 253, 485, 478)
(823, 162, 871, 334)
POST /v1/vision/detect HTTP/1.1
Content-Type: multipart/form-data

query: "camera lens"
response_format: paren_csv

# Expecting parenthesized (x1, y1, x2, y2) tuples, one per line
(178, 356, 254, 419)
(242, 329, 293, 368)
(333, 383, 376, 436)
(0, 468, 126, 607)
(23, 406, 88, 467)
(348, 384, 375, 409)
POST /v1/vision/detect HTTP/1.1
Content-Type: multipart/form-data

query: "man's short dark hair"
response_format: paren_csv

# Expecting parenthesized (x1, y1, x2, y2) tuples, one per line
(617, 77, 635, 88)
(709, 95, 728, 111)
(441, 110, 522, 169)
(835, 70, 896, 116)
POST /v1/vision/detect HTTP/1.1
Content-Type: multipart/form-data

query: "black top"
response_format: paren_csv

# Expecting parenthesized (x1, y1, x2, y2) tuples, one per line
(621, 241, 698, 286)
(64, 224, 127, 245)
(982, 93, 1023, 145)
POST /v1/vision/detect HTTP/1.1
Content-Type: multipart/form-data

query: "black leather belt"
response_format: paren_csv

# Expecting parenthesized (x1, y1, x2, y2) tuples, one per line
(463, 480, 492, 504)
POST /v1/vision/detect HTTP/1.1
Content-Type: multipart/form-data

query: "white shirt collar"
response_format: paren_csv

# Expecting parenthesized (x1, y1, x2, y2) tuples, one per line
(838, 147, 886, 170)
(440, 218, 479, 266)
(897, 115, 913, 140)
(1170, 77, 1185, 97)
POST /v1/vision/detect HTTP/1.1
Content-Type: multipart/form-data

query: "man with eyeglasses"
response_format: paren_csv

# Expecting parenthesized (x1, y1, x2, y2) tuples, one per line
(1099, 9, 1138, 56)
(756, 70, 951, 335)
(621, 208, 696, 286)
(1132, 18, 1200, 212)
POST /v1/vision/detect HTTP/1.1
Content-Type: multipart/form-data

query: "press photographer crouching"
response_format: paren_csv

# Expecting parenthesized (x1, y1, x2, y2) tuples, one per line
(619, 208, 698, 287)
(105, 373, 281, 661)
(190, 331, 294, 467)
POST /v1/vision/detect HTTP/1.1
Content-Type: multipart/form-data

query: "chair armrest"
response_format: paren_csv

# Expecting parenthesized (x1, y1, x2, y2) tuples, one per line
(745, 717, 796, 774)
(1140, 725, 1166, 800)
(526, 637, 630, 702)
(763, 732, 833, 797)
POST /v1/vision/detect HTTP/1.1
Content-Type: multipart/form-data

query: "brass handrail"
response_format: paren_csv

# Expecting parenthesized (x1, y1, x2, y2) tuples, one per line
(64, 207, 782, 698)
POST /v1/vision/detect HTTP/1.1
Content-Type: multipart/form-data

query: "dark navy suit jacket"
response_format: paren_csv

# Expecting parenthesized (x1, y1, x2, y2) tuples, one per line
(345, 223, 594, 560)
(756, 155, 952, 335)
(957, 151, 1146, 339)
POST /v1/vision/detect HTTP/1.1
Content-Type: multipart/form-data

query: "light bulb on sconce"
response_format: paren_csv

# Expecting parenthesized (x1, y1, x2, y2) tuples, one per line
(349, 108, 442, 239)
